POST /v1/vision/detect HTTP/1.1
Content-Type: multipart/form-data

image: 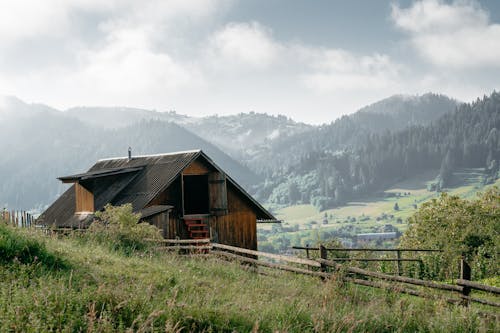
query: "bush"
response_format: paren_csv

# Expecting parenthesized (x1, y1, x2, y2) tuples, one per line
(400, 187, 499, 280)
(0, 223, 67, 270)
(87, 204, 162, 255)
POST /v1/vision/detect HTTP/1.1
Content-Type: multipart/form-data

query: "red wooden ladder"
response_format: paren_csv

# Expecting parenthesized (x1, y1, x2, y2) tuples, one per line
(184, 217, 209, 240)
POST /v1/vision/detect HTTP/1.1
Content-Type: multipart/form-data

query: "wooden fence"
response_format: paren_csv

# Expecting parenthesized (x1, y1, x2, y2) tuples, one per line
(1, 210, 36, 227)
(5, 224, 494, 310)
(292, 245, 442, 276)
(147, 240, 499, 309)
(231, 244, 498, 308)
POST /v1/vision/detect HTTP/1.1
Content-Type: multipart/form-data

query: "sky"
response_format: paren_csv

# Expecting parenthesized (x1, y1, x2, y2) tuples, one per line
(0, 0, 499, 124)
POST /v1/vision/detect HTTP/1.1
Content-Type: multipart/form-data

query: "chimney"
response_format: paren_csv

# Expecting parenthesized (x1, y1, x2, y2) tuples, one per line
(128, 147, 132, 161)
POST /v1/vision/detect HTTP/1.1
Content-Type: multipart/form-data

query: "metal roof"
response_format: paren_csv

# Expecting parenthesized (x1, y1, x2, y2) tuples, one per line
(58, 166, 143, 183)
(139, 205, 173, 219)
(39, 149, 275, 226)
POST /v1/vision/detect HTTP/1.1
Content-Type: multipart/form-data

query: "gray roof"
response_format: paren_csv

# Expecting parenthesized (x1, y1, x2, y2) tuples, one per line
(139, 205, 173, 219)
(40, 150, 275, 226)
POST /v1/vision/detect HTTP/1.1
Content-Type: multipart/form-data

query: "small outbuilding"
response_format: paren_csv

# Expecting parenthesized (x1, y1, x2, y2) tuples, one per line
(39, 150, 276, 250)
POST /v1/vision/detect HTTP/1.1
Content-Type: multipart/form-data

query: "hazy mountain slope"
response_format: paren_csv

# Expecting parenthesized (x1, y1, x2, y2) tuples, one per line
(65, 108, 311, 156)
(258, 92, 499, 210)
(65, 107, 190, 129)
(183, 112, 312, 156)
(0, 100, 259, 210)
(246, 93, 458, 173)
(351, 93, 460, 131)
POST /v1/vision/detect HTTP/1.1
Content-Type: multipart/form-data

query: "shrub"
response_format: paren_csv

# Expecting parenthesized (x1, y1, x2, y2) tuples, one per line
(0, 223, 67, 270)
(87, 204, 162, 255)
(400, 187, 499, 280)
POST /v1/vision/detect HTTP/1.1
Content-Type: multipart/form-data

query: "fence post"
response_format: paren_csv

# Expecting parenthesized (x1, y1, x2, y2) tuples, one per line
(320, 245, 327, 275)
(305, 244, 310, 259)
(460, 253, 471, 306)
(396, 250, 402, 276)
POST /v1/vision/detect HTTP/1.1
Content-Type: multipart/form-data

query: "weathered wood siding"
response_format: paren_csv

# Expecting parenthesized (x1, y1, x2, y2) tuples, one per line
(210, 183, 257, 250)
(75, 183, 94, 212)
(145, 212, 169, 238)
(208, 172, 228, 216)
(147, 157, 258, 250)
(182, 159, 211, 175)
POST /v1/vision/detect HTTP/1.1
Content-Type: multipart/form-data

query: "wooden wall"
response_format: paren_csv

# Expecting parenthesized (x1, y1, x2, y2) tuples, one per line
(75, 183, 94, 212)
(146, 157, 258, 250)
(210, 182, 257, 250)
(182, 159, 211, 175)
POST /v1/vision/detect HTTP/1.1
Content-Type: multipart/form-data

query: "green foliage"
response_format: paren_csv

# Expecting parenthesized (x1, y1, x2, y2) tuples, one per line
(265, 92, 500, 209)
(0, 235, 496, 332)
(0, 223, 67, 270)
(400, 187, 499, 280)
(87, 204, 162, 255)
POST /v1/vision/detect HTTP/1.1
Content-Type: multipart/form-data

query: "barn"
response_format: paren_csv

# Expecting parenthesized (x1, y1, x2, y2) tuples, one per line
(39, 150, 276, 250)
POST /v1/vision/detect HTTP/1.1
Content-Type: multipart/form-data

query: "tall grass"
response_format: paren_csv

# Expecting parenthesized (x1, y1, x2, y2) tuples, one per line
(0, 231, 497, 332)
(0, 223, 67, 270)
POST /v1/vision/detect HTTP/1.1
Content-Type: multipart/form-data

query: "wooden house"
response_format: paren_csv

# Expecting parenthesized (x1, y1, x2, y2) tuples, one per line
(39, 150, 276, 250)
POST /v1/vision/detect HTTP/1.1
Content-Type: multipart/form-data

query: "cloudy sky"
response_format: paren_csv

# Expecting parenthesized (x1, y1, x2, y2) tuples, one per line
(1, 0, 499, 124)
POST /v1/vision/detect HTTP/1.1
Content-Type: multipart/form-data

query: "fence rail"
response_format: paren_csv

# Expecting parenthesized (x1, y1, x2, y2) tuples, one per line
(210, 243, 498, 309)
(5, 223, 495, 310)
(293, 245, 443, 276)
(1, 210, 36, 227)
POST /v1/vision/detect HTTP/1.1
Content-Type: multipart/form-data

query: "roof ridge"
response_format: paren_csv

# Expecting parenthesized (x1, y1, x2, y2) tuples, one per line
(97, 149, 202, 162)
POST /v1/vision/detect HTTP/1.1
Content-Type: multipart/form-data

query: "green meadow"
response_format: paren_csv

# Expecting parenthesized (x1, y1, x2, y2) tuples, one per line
(0, 224, 497, 332)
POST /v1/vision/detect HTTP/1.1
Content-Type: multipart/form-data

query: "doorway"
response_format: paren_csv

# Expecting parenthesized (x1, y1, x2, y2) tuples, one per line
(183, 175, 209, 215)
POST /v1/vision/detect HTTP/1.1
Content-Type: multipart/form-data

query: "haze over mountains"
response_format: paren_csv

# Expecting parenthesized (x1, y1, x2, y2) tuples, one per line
(1, 92, 499, 212)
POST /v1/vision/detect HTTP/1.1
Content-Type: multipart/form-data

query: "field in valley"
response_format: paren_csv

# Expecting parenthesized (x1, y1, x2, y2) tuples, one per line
(259, 169, 500, 250)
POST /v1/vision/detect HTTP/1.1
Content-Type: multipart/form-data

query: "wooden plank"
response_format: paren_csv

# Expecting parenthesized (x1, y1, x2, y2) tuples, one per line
(318, 258, 463, 292)
(208, 172, 228, 216)
(347, 278, 460, 305)
(460, 295, 500, 307)
(160, 245, 212, 251)
(182, 160, 211, 175)
(212, 250, 329, 278)
(293, 246, 442, 252)
(212, 243, 321, 268)
(75, 183, 94, 212)
(324, 258, 422, 262)
(147, 238, 210, 244)
(456, 279, 500, 295)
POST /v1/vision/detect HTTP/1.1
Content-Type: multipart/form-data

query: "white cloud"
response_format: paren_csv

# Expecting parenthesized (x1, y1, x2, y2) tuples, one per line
(208, 21, 281, 69)
(299, 48, 401, 92)
(392, 0, 500, 68)
(73, 27, 197, 99)
(0, 0, 70, 43)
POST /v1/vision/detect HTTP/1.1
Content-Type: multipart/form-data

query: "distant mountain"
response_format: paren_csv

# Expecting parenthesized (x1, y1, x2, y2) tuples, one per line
(0, 96, 59, 120)
(1, 92, 482, 212)
(0, 99, 259, 210)
(245, 93, 459, 173)
(65, 108, 311, 157)
(65, 107, 190, 129)
(257, 92, 499, 210)
(183, 112, 312, 157)
(352, 93, 460, 130)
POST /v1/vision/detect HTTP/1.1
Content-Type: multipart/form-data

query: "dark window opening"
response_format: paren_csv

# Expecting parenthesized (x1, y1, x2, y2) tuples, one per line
(183, 175, 209, 215)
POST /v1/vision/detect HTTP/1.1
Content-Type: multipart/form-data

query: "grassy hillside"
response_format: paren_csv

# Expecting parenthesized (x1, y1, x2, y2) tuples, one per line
(262, 169, 500, 250)
(0, 226, 497, 332)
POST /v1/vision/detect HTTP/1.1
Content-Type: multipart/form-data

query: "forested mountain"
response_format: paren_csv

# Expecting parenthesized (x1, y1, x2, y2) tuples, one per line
(66, 108, 311, 157)
(66, 107, 190, 129)
(0, 99, 259, 210)
(2, 92, 497, 212)
(245, 93, 458, 173)
(258, 92, 500, 210)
